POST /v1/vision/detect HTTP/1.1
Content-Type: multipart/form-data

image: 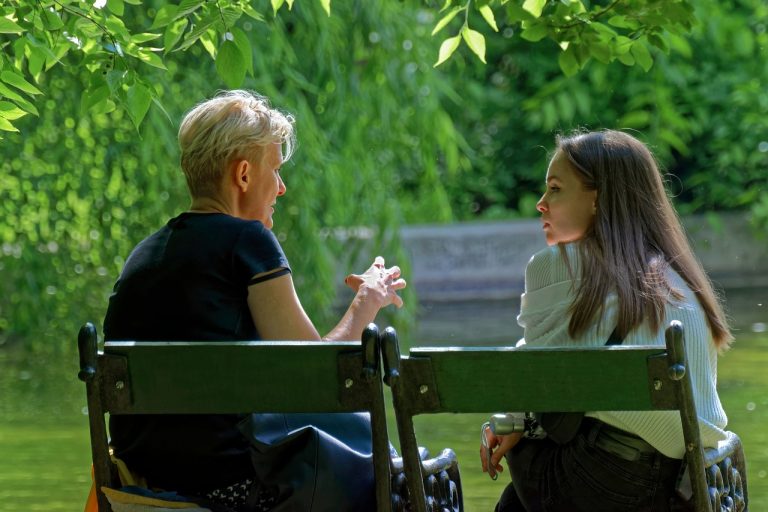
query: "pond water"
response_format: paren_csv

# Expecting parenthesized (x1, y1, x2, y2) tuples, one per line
(1, 286, 766, 510)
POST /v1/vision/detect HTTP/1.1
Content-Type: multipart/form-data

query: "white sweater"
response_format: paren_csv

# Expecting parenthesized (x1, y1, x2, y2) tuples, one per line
(516, 243, 728, 459)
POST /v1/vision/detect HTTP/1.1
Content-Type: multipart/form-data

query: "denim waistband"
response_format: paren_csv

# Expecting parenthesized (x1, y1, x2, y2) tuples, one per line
(582, 418, 657, 462)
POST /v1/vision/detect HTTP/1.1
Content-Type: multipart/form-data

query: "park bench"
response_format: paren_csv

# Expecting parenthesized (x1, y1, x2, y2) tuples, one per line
(384, 320, 748, 512)
(77, 322, 423, 512)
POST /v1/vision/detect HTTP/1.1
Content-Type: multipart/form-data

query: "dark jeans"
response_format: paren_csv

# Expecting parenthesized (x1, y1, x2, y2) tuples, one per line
(495, 421, 693, 512)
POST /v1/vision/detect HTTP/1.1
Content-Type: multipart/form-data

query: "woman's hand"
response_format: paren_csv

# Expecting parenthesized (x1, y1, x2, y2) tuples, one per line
(344, 256, 406, 309)
(480, 426, 522, 477)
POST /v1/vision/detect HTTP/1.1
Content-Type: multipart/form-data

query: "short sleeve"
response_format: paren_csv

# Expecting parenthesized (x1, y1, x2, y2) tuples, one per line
(232, 221, 290, 283)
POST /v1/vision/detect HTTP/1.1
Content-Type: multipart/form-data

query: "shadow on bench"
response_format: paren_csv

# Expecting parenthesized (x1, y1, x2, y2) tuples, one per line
(383, 321, 748, 512)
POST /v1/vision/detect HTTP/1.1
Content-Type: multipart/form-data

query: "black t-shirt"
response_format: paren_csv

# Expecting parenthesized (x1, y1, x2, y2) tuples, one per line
(104, 212, 290, 493)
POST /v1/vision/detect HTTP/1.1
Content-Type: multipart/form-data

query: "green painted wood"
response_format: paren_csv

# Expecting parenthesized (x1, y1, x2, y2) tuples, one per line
(405, 345, 675, 414)
(101, 341, 369, 414)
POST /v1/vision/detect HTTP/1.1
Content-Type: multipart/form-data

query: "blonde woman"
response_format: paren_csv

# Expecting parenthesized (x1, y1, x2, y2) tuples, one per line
(104, 90, 405, 510)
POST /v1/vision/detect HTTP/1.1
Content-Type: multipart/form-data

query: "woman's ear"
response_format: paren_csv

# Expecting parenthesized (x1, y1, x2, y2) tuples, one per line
(232, 159, 250, 193)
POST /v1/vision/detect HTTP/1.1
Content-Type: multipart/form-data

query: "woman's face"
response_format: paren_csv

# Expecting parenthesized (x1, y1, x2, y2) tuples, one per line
(536, 150, 597, 246)
(244, 143, 286, 228)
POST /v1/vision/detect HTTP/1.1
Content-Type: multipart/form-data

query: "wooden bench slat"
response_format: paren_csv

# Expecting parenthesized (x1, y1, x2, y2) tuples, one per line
(102, 341, 369, 414)
(404, 346, 673, 414)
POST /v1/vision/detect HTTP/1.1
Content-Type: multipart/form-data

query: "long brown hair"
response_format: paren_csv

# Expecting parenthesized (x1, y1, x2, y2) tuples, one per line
(556, 129, 732, 349)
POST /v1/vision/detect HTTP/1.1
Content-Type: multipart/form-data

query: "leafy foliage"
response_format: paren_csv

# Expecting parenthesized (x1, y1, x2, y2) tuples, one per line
(1, 0, 695, 134)
(1, 0, 765, 355)
(430, 0, 697, 74)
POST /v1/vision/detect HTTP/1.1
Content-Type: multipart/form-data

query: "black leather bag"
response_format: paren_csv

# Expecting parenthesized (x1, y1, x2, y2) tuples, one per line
(238, 412, 376, 512)
(536, 327, 624, 445)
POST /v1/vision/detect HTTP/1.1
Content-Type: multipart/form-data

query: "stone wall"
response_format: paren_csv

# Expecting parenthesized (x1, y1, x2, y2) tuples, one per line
(401, 212, 768, 303)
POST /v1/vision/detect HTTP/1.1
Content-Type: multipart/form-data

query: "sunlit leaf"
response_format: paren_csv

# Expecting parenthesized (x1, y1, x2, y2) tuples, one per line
(520, 23, 548, 42)
(0, 18, 24, 34)
(557, 48, 578, 76)
(0, 71, 42, 95)
(164, 18, 188, 54)
(271, 0, 285, 15)
(434, 35, 461, 67)
(41, 10, 65, 31)
(150, 5, 179, 29)
(461, 26, 486, 64)
(80, 85, 111, 113)
(130, 33, 161, 44)
(242, 5, 266, 21)
(478, 5, 498, 32)
(0, 101, 28, 120)
(0, 117, 19, 132)
(522, 0, 546, 18)
(215, 40, 246, 88)
(107, 0, 125, 16)
(320, 0, 331, 16)
(126, 82, 152, 128)
(173, 0, 205, 21)
(432, 6, 462, 36)
(231, 27, 254, 76)
(631, 40, 653, 72)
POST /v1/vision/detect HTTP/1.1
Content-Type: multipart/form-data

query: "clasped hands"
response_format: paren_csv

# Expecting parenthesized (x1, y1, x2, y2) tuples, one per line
(344, 256, 406, 308)
(480, 427, 523, 480)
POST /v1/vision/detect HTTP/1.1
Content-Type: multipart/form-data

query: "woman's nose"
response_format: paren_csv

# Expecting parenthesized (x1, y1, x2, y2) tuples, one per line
(277, 176, 286, 196)
(536, 196, 547, 213)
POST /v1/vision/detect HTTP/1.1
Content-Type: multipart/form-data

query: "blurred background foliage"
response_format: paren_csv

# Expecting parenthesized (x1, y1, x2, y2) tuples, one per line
(0, 0, 766, 353)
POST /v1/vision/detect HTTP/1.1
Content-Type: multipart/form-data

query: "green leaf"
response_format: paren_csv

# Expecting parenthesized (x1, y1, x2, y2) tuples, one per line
(175, 13, 219, 52)
(80, 85, 111, 113)
(231, 28, 254, 76)
(151, 5, 179, 29)
(588, 41, 611, 64)
(618, 111, 650, 128)
(0, 71, 42, 95)
(286, 0, 294, 8)
(0, 18, 24, 34)
(522, 0, 547, 18)
(520, 23, 548, 42)
(271, 0, 285, 15)
(107, 0, 125, 16)
(613, 36, 632, 55)
(631, 40, 653, 72)
(41, 9, 65, 31)
(131, 33, 162, 44)
(434, 35, 461, 67)
(320, 0, 331, 16)
(432, 6, 462, 36)
(242, 5, 266, 21)
(461, 26, 486, 64)
(135, 49, 167, 70)
(478, 5, 498, 32)
(164, 18, 188, 54)
(126, 82, 152, 128)
(26, 44, 45, 78)
(0, 117, 18, 132)
(0, 101, 28, 120)
(216, 40, 246, 88)
(617, 51, 634, 66)
(558, 48, 578, 76)
(173, 0, 205, 21)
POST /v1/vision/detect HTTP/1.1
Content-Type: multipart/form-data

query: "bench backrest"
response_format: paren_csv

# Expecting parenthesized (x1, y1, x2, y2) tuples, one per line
(78, 322, 392, 512)
(400, 345, 677, 414)
(384, 322, 747, 512)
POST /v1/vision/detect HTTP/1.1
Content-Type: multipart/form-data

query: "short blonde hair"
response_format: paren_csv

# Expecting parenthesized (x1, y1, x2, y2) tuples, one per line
(178, 90, 296, 198)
